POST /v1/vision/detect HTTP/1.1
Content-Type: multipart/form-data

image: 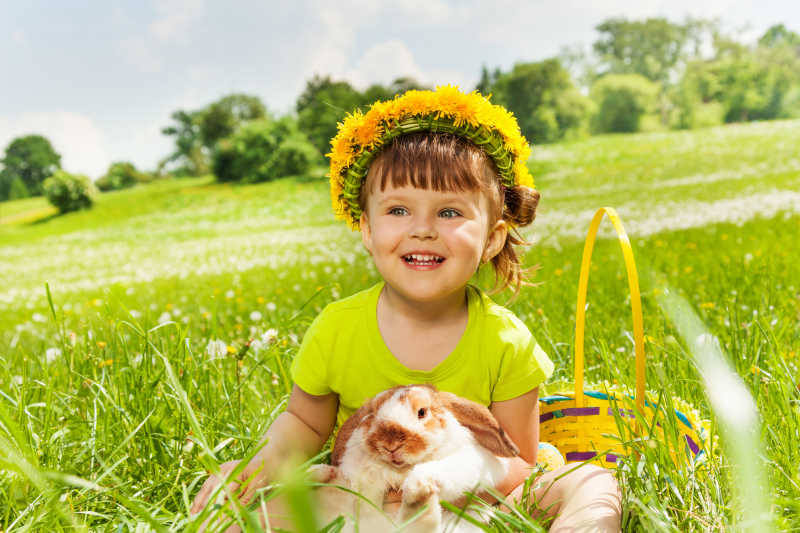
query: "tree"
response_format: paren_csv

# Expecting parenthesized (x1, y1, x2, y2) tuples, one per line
(492, 59, 592, 143)
(212, 117, 318, 183)
(591, 74, 659, 133)
(593, 17, 692, 84)
(475, 65, 502, 95)
(0, 135, 61, 200)
(198, 93, 267, 148)
(678, 30, 800, 123)
(160, 94, 267, 177)
(758, 24, 800, 51)
(296, 76, 366, 155)
(160, 110, 206, 176)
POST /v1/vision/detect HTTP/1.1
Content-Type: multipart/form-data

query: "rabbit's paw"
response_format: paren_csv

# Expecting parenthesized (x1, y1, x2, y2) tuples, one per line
(307, 464, 341, 484)
(401, 468, 441, 507)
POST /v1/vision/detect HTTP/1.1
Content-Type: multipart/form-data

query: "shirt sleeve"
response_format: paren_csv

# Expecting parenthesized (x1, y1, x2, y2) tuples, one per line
(491, 319, 555, 402)
(289, 311, 333, 396)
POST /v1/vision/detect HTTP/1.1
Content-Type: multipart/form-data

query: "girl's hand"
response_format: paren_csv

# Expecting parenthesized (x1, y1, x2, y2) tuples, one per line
(190, 459, 257, 515)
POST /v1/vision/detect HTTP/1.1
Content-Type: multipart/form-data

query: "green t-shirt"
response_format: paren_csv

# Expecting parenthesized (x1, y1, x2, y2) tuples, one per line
(290, 282, 554, 429)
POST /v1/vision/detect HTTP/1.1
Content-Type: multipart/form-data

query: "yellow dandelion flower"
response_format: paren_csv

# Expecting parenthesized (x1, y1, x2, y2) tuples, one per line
(328, 86, 535, 229)
(700, 302, 715, 309)
(96, 341, 107, 349)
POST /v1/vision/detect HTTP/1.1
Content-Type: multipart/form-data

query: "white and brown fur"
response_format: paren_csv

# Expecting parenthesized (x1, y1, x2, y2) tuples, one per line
(309, 384, 519, 532)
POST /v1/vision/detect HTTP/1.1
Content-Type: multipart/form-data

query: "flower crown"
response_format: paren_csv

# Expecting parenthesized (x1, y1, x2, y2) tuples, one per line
(327, 85, 535, 230)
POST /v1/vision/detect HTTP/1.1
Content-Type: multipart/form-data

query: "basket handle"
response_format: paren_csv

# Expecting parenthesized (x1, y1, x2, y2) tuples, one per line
(574, 207, 645, 413)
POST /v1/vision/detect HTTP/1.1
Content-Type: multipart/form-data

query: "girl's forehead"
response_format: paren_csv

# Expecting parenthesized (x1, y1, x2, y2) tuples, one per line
(371, 182, 483, 202)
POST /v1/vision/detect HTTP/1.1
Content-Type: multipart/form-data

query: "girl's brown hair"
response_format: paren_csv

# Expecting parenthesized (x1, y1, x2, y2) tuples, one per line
(359, 132, 540, 297)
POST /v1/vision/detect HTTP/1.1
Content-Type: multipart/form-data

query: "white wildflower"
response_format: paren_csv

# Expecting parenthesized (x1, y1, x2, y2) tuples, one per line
(130, 309, 142, 319)
(266, 302, 277, 312)
(32, 312, 47, 323)
(158, 312, 172, 324)
(46, 347, 62, 364)
(250, 311, 263, 321)
(261, 328, 278, 345)
(171, 307, 182, 317)
(225, 290, 235, 299)
(206, 339, 227, 358)
(126, 287, 135, 295)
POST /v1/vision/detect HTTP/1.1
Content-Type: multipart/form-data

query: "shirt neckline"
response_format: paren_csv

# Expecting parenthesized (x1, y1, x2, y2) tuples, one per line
(366, 281, 480, 381)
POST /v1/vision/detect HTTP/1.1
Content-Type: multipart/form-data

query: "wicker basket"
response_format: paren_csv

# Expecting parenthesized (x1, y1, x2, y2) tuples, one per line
(538, 207, 711, 469)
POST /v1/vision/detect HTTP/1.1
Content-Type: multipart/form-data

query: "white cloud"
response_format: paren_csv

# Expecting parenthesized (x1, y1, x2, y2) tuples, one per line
(345, 40, 427, 89)
(0, 112, 110, 179)
(151, 0, 205, 42)
(120, 0, 205, 73)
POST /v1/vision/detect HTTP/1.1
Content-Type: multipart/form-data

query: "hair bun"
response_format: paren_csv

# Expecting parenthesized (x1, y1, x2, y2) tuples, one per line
(504, 186, 540, 227)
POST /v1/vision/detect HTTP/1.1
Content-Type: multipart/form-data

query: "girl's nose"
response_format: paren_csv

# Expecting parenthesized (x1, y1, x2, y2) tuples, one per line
(409, 215, 437, 240)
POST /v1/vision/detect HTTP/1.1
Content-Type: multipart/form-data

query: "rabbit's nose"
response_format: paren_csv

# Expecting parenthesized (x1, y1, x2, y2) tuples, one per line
(382, 442, 403, 453)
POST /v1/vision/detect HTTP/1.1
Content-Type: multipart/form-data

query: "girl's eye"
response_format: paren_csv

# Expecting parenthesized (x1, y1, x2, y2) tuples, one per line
(439, 208, 461, 218)
(388, 207, 408, 216)
(417, 408, 427, 419)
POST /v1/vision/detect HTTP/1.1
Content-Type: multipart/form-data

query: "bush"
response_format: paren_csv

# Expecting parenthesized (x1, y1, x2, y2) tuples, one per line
(491, 59, 592, 143)
(591, 74, 659, 133)
(212, 117, 320, 183)
(42, 170, 97, 213)
(96, 161, 149, 191)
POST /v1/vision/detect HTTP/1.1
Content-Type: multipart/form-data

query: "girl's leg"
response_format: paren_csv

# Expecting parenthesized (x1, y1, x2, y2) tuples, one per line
(508, 463, 621, 533)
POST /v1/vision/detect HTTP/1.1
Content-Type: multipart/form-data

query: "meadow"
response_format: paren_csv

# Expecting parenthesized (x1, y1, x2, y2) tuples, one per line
(1, 119, 799, 532)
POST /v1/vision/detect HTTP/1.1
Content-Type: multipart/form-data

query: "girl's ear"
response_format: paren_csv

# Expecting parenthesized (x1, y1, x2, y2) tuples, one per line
(482, 219, 507, 263)
(360, 212, 373, 255)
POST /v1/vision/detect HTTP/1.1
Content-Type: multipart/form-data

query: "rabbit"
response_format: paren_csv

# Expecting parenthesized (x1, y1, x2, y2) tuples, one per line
(308, 384, 520, 532)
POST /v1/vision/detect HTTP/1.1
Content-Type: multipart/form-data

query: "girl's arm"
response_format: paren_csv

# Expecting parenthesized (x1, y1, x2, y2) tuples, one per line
(191, 384, 338, 511)
(489, 387, 540, 496)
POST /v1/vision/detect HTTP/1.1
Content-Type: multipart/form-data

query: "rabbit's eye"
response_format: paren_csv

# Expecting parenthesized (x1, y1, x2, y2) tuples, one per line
(417, 408, 427, 419)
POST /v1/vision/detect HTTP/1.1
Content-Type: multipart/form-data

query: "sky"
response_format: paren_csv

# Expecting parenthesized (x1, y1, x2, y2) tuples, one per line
(2, 0, 799, 179)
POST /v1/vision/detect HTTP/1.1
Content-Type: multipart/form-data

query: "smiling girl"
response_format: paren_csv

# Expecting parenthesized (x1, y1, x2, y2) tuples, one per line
(191, 87, 620, 532)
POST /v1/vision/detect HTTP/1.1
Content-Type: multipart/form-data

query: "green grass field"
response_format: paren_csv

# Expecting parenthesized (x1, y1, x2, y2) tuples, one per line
(1, 120, 799, 532)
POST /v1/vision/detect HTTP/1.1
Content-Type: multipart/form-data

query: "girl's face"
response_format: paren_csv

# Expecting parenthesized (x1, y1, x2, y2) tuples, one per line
(360, 182, 506, 304)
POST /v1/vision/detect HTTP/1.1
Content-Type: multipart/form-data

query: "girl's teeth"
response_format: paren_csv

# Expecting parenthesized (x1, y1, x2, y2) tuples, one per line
(405, 254, 444, 264)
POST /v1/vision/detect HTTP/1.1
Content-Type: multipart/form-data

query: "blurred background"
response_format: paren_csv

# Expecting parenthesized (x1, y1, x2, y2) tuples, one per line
(2, 1, 799, 189)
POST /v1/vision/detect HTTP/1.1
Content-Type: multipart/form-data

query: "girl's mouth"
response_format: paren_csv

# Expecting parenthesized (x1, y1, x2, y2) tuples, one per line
(402, 254, 445, 266)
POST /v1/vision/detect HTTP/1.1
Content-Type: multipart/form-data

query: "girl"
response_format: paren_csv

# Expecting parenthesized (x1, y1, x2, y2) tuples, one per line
(191, 87, 620, 532)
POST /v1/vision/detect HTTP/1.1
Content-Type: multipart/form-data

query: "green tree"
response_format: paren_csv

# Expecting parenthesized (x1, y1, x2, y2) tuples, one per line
(492, 59, 592, 143)
(593, 17, 692, 84)
(591, 74, 659, 133)
(8, 177, 30, 200)
(475, 65, 502, 95)
(198, 93, 267, 148)
(43, 170, 96, 213)
(296, 76, 366, 155)
(212, 117, 318, 183)
(679, 31, 800, 123)
(758, 24, 800, 50)
(160, 94, 267, 177)
(362, 77, 428, 103)
(160, 110, 206, 176)
(0, 135, 61, 200)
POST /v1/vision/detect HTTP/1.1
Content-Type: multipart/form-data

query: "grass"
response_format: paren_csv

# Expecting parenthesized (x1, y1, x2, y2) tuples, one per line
(1, 119, 799, 531)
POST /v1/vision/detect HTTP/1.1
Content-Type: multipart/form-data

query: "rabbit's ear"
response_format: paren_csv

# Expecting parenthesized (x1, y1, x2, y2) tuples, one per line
(439, 392, 520, 458)
(331, 386, 406, 465)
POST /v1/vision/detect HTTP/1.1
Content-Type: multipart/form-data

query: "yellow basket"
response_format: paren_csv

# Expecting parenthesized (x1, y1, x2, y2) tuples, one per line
(538, 207, 711, 469)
